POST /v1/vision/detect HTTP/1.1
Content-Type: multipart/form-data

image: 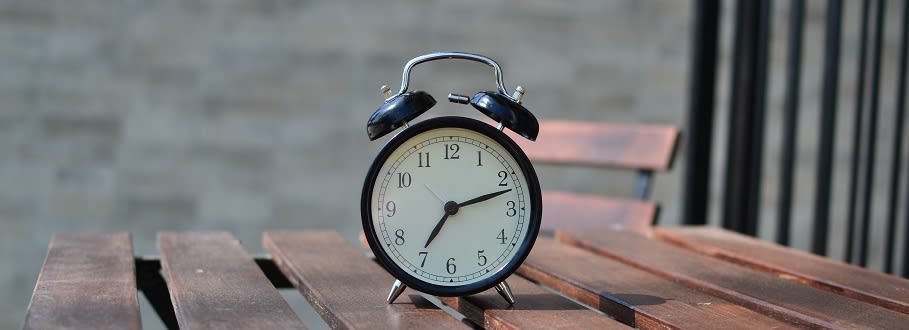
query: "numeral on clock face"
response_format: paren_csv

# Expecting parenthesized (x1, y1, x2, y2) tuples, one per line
(419, 252, 428, 267)
(506, 201, 516, 217)
(385, 201, 396, 217)
(444, 143, 460, 159)
(397, 172, 411, 188)
(395, 229, 405, 246)
(418, 152, 430, 167)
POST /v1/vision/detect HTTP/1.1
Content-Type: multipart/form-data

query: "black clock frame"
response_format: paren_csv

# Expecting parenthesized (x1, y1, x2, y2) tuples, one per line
(361, 116, 542, 297)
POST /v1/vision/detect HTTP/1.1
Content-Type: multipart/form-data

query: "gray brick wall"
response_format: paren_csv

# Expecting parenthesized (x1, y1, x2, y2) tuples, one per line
(2, 0, 905, 328)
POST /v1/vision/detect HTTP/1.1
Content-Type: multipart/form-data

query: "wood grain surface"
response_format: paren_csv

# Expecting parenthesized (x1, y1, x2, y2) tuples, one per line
(264, 231, 469, 329)
(541, 191, 657, 235)
(158, 232, 306, 329)
(559, 228, 909, 329)
(512, 120, 679, 171)
(655, 226, 909, 315)
(518, 237, 796, 329)
(440, 275, 629, 330)
(23, 232, 141, 330)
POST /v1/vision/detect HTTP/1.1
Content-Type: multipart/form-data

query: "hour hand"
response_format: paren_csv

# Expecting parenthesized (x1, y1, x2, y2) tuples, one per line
(424, 212, 450, 248)
(424, 200, 460, 248)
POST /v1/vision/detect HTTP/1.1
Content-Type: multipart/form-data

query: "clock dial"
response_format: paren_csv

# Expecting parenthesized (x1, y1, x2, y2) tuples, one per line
(362, 117, 540, 295)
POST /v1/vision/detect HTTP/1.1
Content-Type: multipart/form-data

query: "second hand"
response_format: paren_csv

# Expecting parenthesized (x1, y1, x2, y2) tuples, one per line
(424, 184, 446, 203)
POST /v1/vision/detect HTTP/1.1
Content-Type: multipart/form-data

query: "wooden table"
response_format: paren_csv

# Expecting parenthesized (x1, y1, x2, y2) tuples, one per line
(23, 227, 909, 329)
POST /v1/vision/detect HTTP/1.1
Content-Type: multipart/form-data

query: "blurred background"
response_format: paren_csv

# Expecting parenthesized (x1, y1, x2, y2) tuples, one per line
(1, 0, 907, 328)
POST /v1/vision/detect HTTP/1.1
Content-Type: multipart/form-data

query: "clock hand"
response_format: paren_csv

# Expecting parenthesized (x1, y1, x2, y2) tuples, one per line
(424, 184, 446, 203)
(424, 205, 454, 248)
(457, 188, 512, 208)
(423, 189, 511, 248)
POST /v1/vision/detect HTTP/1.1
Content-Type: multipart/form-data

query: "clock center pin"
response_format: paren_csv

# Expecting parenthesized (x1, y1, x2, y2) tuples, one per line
(443, 201, 459, 216)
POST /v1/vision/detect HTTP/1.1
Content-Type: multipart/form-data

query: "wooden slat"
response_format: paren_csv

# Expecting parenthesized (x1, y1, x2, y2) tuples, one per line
(158, 232, 306, 329)
(558, 229, 909, 329)
(24, 232, 140, 330)
(655, 226, 909, 314)
(518, 237, 796, 329)
(440, 275, 629, 329)
(541, 191, 656, 235)
(512, 120, 680, 171)
(263, 231, 469, 329)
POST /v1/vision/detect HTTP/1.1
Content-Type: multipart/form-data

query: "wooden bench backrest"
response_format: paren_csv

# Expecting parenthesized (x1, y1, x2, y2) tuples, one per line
(508, 120, 680, 232)
(513, 120, 680, 172)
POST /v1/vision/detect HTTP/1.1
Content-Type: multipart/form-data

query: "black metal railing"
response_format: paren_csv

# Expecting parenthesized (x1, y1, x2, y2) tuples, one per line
(683, 0, 909, 277)
(813, 0, 843, 258)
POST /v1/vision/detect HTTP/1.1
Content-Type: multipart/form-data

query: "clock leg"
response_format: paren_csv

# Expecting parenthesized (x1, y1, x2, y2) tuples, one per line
(495, 281, 516, 305)
(386, 279, 407, 304)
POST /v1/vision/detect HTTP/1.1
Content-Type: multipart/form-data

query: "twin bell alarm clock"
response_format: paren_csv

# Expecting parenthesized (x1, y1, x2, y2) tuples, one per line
(360, 52, 542, 305)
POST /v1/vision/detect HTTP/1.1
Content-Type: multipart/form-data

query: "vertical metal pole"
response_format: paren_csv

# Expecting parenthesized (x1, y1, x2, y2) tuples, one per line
(859, 0, 887, 268)
(746, 0, 772, 237)
(900, 0, 909, 279)
(682, 0, 721, 226)
(777, 0, 805, 246)
(846, 0, 872, 264)
(884, 0, 907, 274)
(722, 0, 748, 232)
(812, 0, 844, 256)
(722, 0, 772, 236)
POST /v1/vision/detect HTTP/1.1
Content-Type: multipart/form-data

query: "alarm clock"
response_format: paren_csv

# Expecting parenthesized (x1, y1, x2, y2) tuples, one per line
(361, 52, 542, 305)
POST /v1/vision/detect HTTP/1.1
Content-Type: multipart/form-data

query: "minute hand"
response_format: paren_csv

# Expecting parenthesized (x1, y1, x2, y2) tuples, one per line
(458, 189, 512, 208)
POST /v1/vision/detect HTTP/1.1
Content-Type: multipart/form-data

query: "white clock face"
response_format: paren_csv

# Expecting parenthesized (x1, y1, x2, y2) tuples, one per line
(370, 126, 534, 287)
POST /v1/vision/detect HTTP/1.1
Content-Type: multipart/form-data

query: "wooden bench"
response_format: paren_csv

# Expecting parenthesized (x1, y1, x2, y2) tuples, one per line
(24, 227, 909, 329)
(509, 120, 680, 234)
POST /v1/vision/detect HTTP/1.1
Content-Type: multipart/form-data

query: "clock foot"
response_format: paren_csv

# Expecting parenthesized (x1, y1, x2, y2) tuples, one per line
(386, 279, 407, 304)
(495, 281, 516, 305)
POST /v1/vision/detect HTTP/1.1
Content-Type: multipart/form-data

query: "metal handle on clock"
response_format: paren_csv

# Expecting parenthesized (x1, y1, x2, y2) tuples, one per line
(388, 52, 516, 102)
